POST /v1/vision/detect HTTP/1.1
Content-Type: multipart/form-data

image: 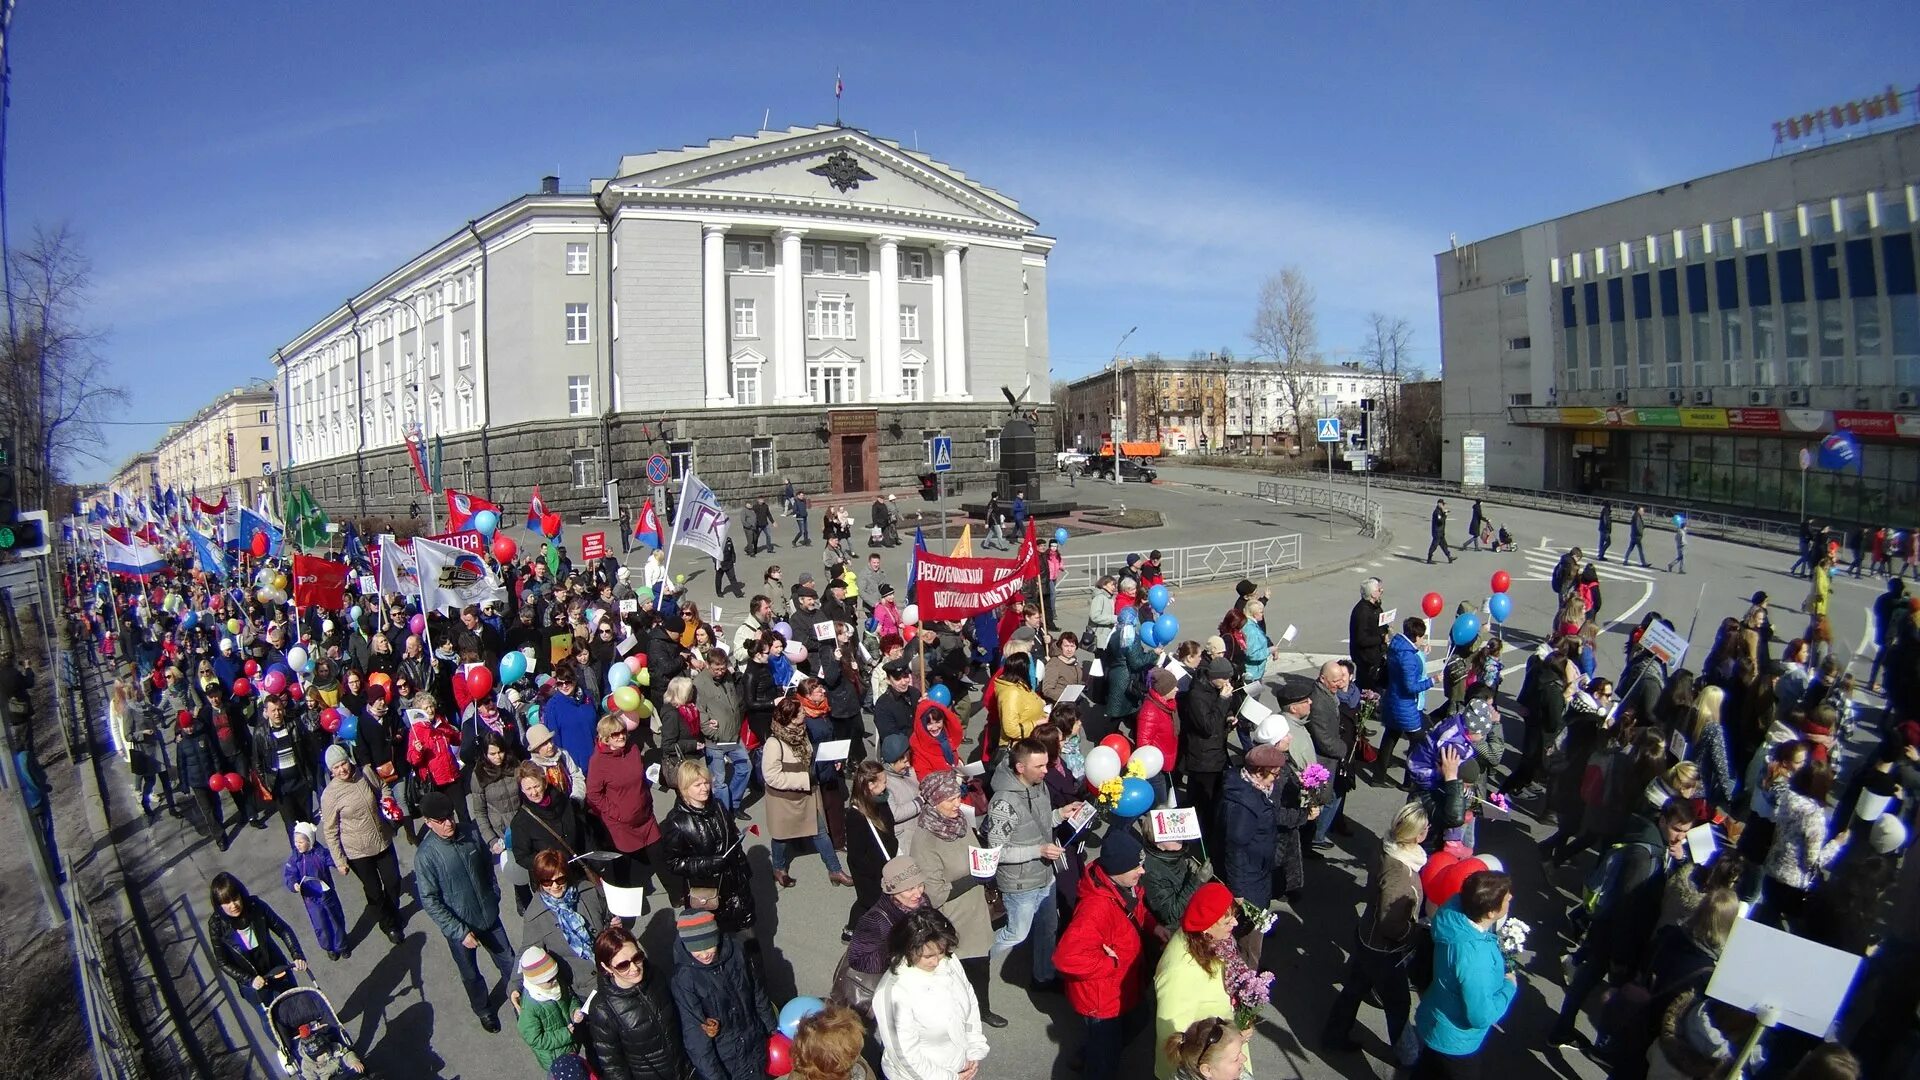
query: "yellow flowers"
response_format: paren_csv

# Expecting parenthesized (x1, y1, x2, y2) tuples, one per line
(1096, 777, 1125, 807)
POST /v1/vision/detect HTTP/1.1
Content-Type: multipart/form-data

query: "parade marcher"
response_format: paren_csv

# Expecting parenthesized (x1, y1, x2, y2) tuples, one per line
(282, 821, 348, 961)
(873, 908, 992, 1080)
(516, 946, 587, 1073)
(208, 872, 309, 1013)
(764, 697, 852, 888)
(587, 714, 666, 893)
(415, 790, 517, 1033)
(522, 848, 613, 995)
(986, 737, 1068, 991)
(1414, 871, 1518, 1077)
(1323, 803, 1428, 1069)
(1151, 882, 1240, 1080)
(1379, 617, 1436, 785)
(668, 908, 775, 1080)
(1054, 825, 1158, 1079)
(1350, 577, 1390, 692)
(318, 744, 405, 944)
(587, 926, 688, 1080)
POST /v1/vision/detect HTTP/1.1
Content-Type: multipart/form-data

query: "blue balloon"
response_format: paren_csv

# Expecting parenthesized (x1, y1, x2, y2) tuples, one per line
(336, 713, 359, 743)
(1147, 584, 1171, 613)
(349, 605, 363, 625)
(1138, 621, 1160, 648)
(473, 510, 500, 538)
(1487, 592, 1513, 624)
(500, 651, 529, 686)
(1113, 777, 1155, 819)
(926, 683, 954, 708)
(1054, 526, 1069, 545)
(778, 996, 826, 1040)
(1671, 514, 1686, 527)
(1117, 606, 1141, 627)
(607, 664, 632, 690)
(1154, 614, 1180, 643)
(1450, 612, 1481, 648)
(180, 611, 197, 630)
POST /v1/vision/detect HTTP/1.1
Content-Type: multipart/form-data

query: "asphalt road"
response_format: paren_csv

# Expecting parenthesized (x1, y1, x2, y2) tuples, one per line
(96, 464, 1887, 1080)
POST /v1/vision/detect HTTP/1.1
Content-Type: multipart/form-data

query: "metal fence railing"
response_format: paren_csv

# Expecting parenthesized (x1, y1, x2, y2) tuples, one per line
(1058, 534, 1303, 594)
(61, 865, 142, 1080)
(1255, 481, 1384, 538)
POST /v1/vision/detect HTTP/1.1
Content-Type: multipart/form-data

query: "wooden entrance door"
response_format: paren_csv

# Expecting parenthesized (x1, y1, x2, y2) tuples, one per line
(837, 434, 870, 494)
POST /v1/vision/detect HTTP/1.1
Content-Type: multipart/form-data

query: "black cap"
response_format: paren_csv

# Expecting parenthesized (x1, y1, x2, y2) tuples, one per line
(827, 576, 848, 591)
(1236, 579, 1258, 597)
(419, 790, 457, 822)
(884, 658, 912, 679)
(1202, 657, 1233, 680)
(879, 583, 896, 598)
(795, 586, 818, 601)
(1273, 678, 1313, 708)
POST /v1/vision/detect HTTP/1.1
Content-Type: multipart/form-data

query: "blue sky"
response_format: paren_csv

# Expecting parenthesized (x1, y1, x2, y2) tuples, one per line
(11, 1, 1911, 481)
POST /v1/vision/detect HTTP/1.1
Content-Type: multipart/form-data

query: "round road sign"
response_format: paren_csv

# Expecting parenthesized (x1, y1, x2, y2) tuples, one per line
(646, 454, 670, 486)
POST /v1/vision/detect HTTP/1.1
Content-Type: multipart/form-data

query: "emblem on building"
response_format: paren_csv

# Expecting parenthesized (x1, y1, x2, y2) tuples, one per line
(807, 150, 877, 194)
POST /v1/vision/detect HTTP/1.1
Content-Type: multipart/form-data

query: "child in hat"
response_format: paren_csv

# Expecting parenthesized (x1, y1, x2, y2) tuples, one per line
(282, 821, 348, 961)
(515, 946, 585, 1072)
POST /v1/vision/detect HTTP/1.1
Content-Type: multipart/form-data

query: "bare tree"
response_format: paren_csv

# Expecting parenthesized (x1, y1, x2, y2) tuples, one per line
(1358, 312, 1414, 458)
(1, 225, 127, 504)
(1249, 267, 1320, 445)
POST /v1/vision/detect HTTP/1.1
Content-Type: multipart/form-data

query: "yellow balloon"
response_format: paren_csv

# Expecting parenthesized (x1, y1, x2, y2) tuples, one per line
(611, 686, 641, 713)
(272, 573, 289, 591)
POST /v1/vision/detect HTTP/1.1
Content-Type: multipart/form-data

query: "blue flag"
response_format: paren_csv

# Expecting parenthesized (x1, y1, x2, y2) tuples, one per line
(235, 506, 284, 556)
(187, 527, 228, 579)
(1817, 430, 1863, 474)
(907, 527, 927, 612)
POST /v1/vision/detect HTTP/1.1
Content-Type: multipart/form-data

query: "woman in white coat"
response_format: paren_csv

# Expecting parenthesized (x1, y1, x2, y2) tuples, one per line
(872, 907, 990, 1080)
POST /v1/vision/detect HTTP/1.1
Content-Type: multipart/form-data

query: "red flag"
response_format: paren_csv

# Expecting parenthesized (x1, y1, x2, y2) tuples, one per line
(291, 554, 348, 611)
(192, 492, 229, 516)
(444, 489, 503, 534)
(104, 525, 131, 545)
(404, 425, 433, 492)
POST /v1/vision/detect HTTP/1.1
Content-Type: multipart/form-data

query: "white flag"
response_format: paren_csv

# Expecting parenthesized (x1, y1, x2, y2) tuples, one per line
(376, 534, 418, 598)
(668, 471, 730, 563)
(413, 535, 506, 613)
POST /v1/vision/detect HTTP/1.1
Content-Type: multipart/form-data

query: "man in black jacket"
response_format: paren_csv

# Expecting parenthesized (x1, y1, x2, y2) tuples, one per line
(1348, 577, 1390, 692)
(872, 660, 919, 744)
(1177, 658, 1233, 810)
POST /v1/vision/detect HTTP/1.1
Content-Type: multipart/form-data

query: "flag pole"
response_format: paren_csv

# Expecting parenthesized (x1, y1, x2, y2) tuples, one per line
(660, 472, 691, 604)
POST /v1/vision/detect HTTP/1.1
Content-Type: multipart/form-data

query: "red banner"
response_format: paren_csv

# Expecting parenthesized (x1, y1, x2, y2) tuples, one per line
(1722, 407, 1781, 432)
(291, 554, 348, 611)
(1833, 410, 1897, 437)
(911, 522, 1040, 621)
(581, 531, 608, 561)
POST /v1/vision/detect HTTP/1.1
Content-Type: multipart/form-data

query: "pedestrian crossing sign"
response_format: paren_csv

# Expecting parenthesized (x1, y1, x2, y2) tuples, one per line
(931, 435, 954, 472)
(1315, 417, 1342, 442)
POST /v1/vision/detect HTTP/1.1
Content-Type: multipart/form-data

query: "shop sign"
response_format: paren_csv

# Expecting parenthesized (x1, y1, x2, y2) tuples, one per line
(1833, 411, 1896, 437)
(1898, 415, 1920, 440)
(1461, 433, 1487, 487)
(1679, 408, 1728, 429)
(1782, 409, 1828, 433)
(1634, 407, 1681, 427)
(1559, 408, 1603, 426)
(1723, 408, 1781, 432)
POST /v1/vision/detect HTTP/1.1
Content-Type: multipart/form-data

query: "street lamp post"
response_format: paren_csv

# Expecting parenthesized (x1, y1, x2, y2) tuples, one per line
(1110, 326, 1137, 486)
(382, 294, 440, 533)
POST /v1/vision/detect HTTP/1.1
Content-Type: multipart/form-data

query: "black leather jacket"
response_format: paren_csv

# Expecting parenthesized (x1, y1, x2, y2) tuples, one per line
(587, 963, 689, 1080)
(208, 898, 305, 983)
(660, 798, 755, 932)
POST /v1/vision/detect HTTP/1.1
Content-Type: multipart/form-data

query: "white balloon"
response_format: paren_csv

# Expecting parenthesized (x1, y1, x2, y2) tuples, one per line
(1085, 745, 1123, 786)
(1131, 745, 1165, 780)
(900, 604, 920, 626)
(286, 646, 309, 672)
(786, 642, 809, 665)
(1476, 854, 1503, 874)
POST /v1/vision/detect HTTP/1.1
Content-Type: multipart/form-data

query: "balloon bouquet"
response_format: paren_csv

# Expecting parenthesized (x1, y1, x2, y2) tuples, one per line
(1083, 734, 1163, 820)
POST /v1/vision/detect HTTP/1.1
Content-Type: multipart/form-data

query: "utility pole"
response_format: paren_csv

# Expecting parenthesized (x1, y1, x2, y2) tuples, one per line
(1110, 327, 1136, 486)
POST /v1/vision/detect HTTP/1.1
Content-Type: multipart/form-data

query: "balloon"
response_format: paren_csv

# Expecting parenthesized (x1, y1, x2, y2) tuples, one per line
(612, 686, 642, 713)
(367, 672, 391, 691)
(786, 642, 808, 665)
(1672, 514, 1685, 527)
(244, 660, 260, 677)
(900, 604, 919, 627)
(1154, 614, 1180, 643)
(223, 772, 246, 794)
(541, 512, 564, 538)
(473, 510, 499, 538)
(250, 533, 269, 557)
(627, 654, 647, 672)
(766, 1033, 794, 1077)
(1490, 570, 1511, 594)
(260, 671, 288, 696)
(608, 664, 633, 690)
(231, 677, 253, 698)
(675, 573, 686, 585)
(227, 618, 243, 635)
(1084, 744, 1123, 786)
(208, 773, 229, 793)
(286, 646, 309, 672)
(1117, 606, 1140, 627)
(1099, 734, 1133, 766)
(181, 612, 197, 630)
(272, 573, 290, 592)
(349, 605, 362, 624)
(466, 666, 494, 700)
(1054, 526, 1069, 545)
(1114, 777, 1155, 819)
(1131, 745, 1165, 780)
(499, 652, 528, 685)
(409, 614, 425, 636)
(1488, 592, 1513, 624)
(777, 996, 826, 1040)
(635, 669, 651, 688)
(772, 621, 793, 640)
(926, 683, 953, 708)
(490, 534, 518, 562)
(602, 693, 618, 713)
(1421, 592, 1444, 619)
(257, 587, 276, 605)
(1137, 621, 1160, 648)
(1450, 612, 1481, 648)
(337, 712, 358, 742)
(1147, 584, 1171, 613)
(621, 713, 639, 732)
(319, 708, 341, 734)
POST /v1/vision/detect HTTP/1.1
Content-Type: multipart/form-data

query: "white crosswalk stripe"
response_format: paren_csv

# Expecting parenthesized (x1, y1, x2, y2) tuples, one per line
(1515, 546, 1659, 584)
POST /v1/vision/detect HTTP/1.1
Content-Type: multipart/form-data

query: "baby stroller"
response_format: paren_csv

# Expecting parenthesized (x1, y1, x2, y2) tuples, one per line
(1489, 523, 1517, 552)
(267, 985, 370, 1078)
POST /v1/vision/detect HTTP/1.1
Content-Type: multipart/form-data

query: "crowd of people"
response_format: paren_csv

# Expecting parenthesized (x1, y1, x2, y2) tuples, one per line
(58, 490, 1920, 1080)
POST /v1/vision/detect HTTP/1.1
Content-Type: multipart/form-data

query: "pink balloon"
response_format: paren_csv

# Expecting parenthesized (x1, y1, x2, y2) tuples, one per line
(625, 656, 644, 674)
(409, 614, 425, 636)
(260, 670, 288, 696)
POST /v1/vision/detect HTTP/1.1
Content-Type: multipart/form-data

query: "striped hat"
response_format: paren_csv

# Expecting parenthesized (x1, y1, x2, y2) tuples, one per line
(520, 946, 559, 985)
(676, 908, 719, 952)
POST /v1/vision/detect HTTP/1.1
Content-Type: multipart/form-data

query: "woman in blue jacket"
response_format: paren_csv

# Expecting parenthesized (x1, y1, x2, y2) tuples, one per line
(1415, 870, 1517, 1077)
(1378, 617, 1434, 786)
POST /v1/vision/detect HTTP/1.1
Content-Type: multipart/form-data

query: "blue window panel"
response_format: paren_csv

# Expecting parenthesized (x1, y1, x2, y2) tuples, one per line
(1776, 249, 1806, 303)
(1846, 238, 1878, 298)
(1686, 264, 1709, 313)
(1607, 277, 1626, 323)
(1715, 259, 1739, 309)
(1884, 235, 1916, 296)
(1659, 268, 1680, 316)
(1811, 243, 1840, 301)
(1633, 273, 1652, 319)
(1561, 286, 1576, 328)
(1745, 255, 1772, 307)
(1583, 282, 1600, 326)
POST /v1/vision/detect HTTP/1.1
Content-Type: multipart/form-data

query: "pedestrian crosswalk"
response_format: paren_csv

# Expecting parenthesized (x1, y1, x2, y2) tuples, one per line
(1516, 544, 1661, 585)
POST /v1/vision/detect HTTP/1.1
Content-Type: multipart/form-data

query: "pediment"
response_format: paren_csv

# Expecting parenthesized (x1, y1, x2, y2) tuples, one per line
(610, 127, 1036, 231)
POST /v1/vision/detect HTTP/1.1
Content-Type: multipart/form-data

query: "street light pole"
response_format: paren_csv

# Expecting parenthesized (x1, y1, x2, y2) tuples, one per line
(1110, 326, 1137, 487)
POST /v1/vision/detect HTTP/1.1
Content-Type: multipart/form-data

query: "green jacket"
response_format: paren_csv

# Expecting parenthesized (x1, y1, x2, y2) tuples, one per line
(1142, 843, 1205, 930)
(413, 823, 501, 940)
(517, 986, 581, 1070)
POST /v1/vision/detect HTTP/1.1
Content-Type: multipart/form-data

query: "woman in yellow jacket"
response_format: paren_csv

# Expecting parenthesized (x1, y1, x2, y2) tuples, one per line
(993, 652, 1047, 743)
(1806, 552, 1833, 619)
(1152, 882, 1244, 1080)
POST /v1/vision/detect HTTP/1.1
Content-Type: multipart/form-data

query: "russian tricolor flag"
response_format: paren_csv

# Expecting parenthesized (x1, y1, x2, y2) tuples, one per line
(104, 537, 166, 579)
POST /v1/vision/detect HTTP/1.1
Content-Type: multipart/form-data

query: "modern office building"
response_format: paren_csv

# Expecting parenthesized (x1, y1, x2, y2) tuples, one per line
(151, 386, 279, 508)
(1061, 355, 1395, 454)
(1437, 124, 1920, 524)
(272, 125, 1054, 523)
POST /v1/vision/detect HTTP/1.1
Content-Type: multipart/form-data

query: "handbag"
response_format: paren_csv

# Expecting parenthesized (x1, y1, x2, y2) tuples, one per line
(830, 949, 882, 1019)
(686, 886, 721, 911)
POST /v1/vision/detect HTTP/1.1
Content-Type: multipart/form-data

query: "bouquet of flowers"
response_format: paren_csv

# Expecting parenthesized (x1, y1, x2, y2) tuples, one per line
(1233, 896, 1278, 938)
(1210, 931, 1275, 1029)
(1357, 689, 1381, 730)
(1093, 777, 1125, 811)
(1298, 762, 1333, 807)
(1496, 917, 1530, 974)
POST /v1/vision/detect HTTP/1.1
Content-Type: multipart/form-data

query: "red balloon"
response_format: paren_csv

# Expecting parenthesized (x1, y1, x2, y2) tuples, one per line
(244, 659, 260, 677)
(490, 534, 518, 563)
(1490, 571, 1511, 594)
(223, 772, 247, 794)
(208, 773, 230, 793)
(630, 653, 648, 670)
(541, 512, 564, 538)
(766, 1033, 794, 1077)
(466, 667, 494, 700)
(1421, 592, 1444, 619)
(1099, 733, 1132, 766)
(319, 708, 342, 734)
(250, 532, 269, 557)
(231, 677, 253, 698)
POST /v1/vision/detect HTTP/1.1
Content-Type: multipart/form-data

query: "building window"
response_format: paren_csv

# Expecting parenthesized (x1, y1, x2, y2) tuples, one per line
(565, 242, 590, 275)
(429, 342, 442, 376)
(900, 360, 925, 402)
(1508, 393, 1533, 406)
(1507, 336, 1531, 351)
(732, 298, 757, 338)
(731, 356, 763, 405)
(669, 441, 694, 480)
(749, 437, 774, 478)
(984, 427, 1001, 463)
(744, 240, 766, 271)
(806, 296, 855, 339)
(567, 375, 592, 416)
(457, 387, 474, 430)
(922, 429, 943, 465)
(1501, 280, 1527, 296)
(899, 249, 928, 280)
(807, 361, 860, 404)
(258, 436, 270, 452)
(569, 449, 598, 490)
(459, 330, 472, 367)
(899, 304, 920, 341)
(257, 409, 270, 424)
(564, 303, 590, 344)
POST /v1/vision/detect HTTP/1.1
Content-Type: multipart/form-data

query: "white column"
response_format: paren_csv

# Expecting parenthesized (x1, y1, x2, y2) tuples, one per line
(777, 228, 808, 403)
(940, 241, 970, 401)
(929, 259, 947, 399)
(870, 236, 900, 401)
(702, 224, 731, 406)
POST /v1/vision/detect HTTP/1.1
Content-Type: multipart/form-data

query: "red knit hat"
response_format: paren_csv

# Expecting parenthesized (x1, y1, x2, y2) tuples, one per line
(1181, 881, 1234, 933)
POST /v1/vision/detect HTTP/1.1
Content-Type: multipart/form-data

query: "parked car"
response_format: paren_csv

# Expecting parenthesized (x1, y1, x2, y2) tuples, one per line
(1079, 455, 1157, 483)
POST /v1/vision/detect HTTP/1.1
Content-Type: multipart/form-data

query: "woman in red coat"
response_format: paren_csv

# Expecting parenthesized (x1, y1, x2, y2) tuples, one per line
(908, 699, 966, 780)
(1053, 827, 1158, 1079)
(584, 713, 662, 892)
(404, 695, 462, 790)
(1134, 667, 1179, 804)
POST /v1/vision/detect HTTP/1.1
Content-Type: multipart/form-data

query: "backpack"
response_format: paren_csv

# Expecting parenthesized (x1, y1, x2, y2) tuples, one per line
(1581, 839, 1656, 914)
(1551, 556, 1572, 595)
(1408, 713, 1474, 790)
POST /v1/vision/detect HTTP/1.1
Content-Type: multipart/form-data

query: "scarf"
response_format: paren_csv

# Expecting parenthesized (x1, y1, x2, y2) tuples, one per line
(525, 976, 565, 1004)
(772, 719, 813, 764)
(799, 695, 831, 721)
(540, 887, 595, 961)
(919, 803, 968, 842)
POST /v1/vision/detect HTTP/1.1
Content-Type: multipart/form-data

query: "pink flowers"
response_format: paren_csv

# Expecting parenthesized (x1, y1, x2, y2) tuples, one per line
(1210, 935, 1275, 1028)
(1299, 763, 1332, 790)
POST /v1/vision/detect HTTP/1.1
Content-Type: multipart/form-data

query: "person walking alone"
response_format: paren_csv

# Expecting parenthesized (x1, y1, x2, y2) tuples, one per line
(1624, 505, 1650, 568)
(792, 492, 812, 547)
(1667, 514, 1689, 575)
(1427, 500, 1456, 564)
(1597, 501, 1614, 562)
(1462, 499, 1486, 552)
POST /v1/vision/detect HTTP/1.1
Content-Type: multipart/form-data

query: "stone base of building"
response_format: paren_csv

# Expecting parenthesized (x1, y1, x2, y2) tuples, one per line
(285, 402, 1055, 529)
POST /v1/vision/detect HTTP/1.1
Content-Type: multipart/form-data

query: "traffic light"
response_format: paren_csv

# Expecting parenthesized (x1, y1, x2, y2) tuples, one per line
(0, 515, 44, 554)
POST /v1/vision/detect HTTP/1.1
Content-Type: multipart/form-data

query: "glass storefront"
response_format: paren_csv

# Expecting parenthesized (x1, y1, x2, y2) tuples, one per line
(1597, 431, 1920, 525)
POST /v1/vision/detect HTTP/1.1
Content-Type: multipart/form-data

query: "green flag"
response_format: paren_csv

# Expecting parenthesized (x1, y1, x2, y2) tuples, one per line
(286, 485, 330, 551)
(542, 540, 560, 578)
